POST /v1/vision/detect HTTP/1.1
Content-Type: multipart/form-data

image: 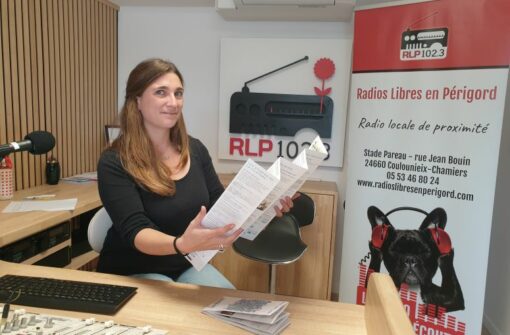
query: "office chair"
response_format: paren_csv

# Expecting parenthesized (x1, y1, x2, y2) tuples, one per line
(233, 192, 315, 293)
(87, 207, 113, 253)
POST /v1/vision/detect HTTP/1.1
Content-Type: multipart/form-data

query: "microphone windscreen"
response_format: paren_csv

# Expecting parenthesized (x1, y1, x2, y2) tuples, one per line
(24, 131, 56, 154)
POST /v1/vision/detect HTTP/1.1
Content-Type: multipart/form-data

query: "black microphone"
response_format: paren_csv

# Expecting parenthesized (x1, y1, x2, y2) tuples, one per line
(0, 131, 55, 158)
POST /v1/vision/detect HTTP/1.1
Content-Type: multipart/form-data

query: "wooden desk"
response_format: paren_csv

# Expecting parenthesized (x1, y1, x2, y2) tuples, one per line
(0, 261, 414, 335)
(0, 182, 101, 268)
(0, 260, 368, 335)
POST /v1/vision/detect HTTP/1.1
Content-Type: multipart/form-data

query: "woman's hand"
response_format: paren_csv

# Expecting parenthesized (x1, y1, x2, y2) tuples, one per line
(176, 206, 243, 254)
(273, 192, 301, 217)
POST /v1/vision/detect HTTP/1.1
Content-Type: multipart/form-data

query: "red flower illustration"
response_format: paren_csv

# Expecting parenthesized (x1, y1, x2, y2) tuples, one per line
(314, 58, 336, 113)
(314, 58, 335, 80)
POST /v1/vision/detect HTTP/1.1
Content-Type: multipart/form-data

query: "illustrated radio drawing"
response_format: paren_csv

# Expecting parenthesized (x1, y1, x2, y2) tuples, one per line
(229, 56, 334, 138)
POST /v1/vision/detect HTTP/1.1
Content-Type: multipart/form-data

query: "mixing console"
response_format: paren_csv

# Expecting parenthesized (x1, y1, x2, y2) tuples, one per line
(0, 305, 167, 335)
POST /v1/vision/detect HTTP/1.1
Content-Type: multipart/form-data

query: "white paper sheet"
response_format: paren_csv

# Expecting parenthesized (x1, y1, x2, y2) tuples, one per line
(185, 159, 279, 270)
(241, 136, 328, 240)
(240, 157, 307, 240)
(2, 199, 78, 213)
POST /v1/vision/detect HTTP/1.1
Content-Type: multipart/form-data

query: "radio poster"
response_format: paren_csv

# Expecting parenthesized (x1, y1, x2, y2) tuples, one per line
(217, 38, 352, 168)
(339, 1, 509, 335)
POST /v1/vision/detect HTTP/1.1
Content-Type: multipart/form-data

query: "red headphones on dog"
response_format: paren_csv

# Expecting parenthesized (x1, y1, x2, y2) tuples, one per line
(370, 206, 452, 255)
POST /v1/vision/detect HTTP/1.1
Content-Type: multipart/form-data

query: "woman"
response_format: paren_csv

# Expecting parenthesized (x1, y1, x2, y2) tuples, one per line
(97, 58, 292, 289)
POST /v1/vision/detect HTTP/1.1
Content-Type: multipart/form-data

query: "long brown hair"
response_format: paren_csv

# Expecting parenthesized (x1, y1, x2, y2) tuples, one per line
(113, 58, 189, 196)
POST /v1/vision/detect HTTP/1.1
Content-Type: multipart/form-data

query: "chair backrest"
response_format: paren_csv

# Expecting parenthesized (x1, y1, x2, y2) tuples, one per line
(233, 192, 315, 265)
(87, 207, 113, 252)
(233, 214, 307, 264)
(365, 273, 414, 335)
(288, 192, 315, 227)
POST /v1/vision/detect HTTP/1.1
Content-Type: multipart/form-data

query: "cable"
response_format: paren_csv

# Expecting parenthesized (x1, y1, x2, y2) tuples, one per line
(1, 302, 8, 328)
(0, 289, 21, 328)
(7, 289, 21, 303)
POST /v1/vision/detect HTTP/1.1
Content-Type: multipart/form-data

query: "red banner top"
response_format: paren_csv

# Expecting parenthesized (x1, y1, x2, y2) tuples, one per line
(353, 0, 510, 72)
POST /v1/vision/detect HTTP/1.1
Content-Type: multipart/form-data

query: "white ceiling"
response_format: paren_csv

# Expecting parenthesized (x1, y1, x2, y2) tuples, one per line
(109, 0, 406, 7)
(109, 0, 357, 21)
(109, 0, 214, 6)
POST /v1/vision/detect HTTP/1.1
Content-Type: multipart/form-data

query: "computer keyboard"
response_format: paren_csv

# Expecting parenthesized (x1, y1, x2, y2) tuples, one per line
(0, 274, 137, 315)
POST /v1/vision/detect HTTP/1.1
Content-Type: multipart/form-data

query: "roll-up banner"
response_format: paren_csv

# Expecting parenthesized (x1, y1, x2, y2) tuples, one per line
(340, 0, 510, 334)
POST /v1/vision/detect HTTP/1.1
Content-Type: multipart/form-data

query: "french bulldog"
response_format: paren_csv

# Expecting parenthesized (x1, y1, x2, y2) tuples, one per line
(367, 205, 465, 312)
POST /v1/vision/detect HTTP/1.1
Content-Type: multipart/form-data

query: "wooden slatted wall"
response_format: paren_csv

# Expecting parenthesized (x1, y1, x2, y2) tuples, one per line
(0, 0, 118, 190)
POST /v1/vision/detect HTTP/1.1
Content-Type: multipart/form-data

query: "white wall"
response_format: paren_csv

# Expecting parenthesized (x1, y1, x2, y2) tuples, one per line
(117, 5, 353, 296)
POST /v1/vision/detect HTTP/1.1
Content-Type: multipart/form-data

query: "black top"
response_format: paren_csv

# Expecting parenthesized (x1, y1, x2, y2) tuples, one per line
(96, 136, 224, 279)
